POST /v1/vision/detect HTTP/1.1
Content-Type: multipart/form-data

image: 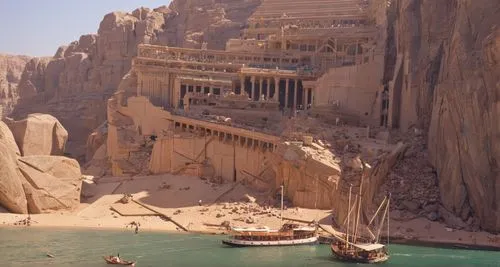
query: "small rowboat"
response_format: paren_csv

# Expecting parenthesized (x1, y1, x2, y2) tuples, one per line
(103, 256, 136, 266)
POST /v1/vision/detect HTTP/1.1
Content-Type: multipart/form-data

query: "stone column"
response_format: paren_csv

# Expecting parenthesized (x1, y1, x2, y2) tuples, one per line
(209, 86, 214, 95)
(274, 77, 280, 99)
(259, 78, 264, 101)
(266, 78, 271, 101)
(303, 87, 307, 107)
(137, 75, 142, 97)
(251, 76, 256, 101)
(174, 78, 181, 109)
(355, 41, 359, 64)
(293, 79, 298, 110)
(311, 88, 315, 109)
(240, 76, 245, 95)
(285, 79, 289, 108)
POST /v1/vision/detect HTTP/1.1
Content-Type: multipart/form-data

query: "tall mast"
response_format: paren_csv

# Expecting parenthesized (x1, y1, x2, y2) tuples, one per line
(353, 163, 364, 243)
(280, 185, 284, 225)
(346, 184, 352, 251)
(387, 193, 391, 245)
(375, 197, 389, 243)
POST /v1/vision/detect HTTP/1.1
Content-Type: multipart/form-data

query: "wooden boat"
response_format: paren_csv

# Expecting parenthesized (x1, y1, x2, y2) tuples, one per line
(222, 185, 319, 247)
(222, 223, 318, 247)
(329, 162, 391, 264)
(103, 256, 136, 266)
(331, 241, 389, 263)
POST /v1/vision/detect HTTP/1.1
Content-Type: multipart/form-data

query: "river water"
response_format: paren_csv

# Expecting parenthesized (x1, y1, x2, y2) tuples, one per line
(0, 227, 498, 267)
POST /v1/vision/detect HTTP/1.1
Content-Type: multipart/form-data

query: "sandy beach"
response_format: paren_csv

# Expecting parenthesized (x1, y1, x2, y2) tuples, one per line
(1, 174, 499, 250)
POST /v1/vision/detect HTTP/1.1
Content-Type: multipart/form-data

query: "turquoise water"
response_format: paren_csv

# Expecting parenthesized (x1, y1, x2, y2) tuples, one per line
(0, 227, 499, 267)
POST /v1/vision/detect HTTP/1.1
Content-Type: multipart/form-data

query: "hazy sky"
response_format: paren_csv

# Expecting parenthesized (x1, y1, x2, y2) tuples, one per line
(0, 1, 171, 57)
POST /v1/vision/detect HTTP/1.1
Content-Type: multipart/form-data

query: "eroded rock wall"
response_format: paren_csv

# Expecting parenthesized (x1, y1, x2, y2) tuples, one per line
(0, 54, 31, 118)
(390, 0, 500, 232)
(11, 0, 261, 161)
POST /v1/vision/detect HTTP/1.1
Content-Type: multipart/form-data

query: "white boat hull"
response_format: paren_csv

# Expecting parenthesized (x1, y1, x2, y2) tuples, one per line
(222, 236, 319, 247)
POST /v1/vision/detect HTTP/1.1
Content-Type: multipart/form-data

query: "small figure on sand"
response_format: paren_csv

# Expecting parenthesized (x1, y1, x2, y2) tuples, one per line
(198, 199, 203, 206)
(126, 221, 141, 234)
(14, 214, 36, 226)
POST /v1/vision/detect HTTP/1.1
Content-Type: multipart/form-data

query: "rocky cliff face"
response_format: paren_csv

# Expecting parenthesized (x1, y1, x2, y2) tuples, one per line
(0, 55, 31, 118)
(10, 0, 260, 162)
(389, 0, 500, 232)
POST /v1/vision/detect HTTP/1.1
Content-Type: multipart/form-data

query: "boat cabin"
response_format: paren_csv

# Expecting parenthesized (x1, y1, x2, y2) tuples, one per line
(331, 241, 389, 263)
(229, 223, 317, 242)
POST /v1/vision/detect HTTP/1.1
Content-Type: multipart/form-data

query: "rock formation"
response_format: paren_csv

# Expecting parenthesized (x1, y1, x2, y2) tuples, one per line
(5, 113, 68, 156)
(0, 54, 31, 118)
(10, 0, 261, 161)
(387, 0, 500, 232)
(16, 57, 51, 100)
(0, 124, 27, 213)
(18, 156, 81, 213)
(0, 118, 81, 214)
(3, 0, 498, 233)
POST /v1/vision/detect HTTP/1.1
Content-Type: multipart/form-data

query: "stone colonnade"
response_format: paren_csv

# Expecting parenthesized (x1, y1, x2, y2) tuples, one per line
(172, 118, 279, 152)
(138, 69, 316, 111)
(239, 75, 314, 110)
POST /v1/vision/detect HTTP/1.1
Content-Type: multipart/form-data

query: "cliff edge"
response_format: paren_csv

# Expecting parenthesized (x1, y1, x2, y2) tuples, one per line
(389, 0, 500, 232)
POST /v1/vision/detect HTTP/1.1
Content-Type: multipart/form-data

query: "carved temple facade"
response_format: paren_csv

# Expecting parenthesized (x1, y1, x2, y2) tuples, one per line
(131, 0, 394, 127)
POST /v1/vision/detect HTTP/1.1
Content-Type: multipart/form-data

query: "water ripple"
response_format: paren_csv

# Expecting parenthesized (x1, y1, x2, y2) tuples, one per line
(0, 228, 497, 267)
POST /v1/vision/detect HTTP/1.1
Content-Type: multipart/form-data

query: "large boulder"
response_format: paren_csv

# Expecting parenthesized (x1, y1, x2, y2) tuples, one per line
(0, 117, 82, 214)
(0, 121, 20, 155)
(0, 142, 28, 213)
(5, 113, 68, 156)
(17, 156, 82, 213)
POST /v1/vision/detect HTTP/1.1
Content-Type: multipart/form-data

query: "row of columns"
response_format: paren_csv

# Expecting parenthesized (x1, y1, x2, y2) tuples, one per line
(240, 75, 313, 110)
(173, 121, 278, 152)
(175, 76, 315, 111)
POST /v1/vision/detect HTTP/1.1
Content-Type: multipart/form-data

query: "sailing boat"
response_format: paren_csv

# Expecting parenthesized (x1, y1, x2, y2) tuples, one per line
(222, 185, 319, 247)
(330, 162, 391, 263)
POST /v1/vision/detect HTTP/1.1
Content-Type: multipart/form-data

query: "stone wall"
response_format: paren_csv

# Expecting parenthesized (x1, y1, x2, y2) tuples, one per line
(314, 58, 385, 124)
(313, 2, 388, 127)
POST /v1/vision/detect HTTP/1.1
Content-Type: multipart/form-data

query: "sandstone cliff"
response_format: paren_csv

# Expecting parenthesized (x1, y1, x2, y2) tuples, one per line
(0, 54, 31, 118)
(11, 0, 261, 161)
(387, 0, 500, 232)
